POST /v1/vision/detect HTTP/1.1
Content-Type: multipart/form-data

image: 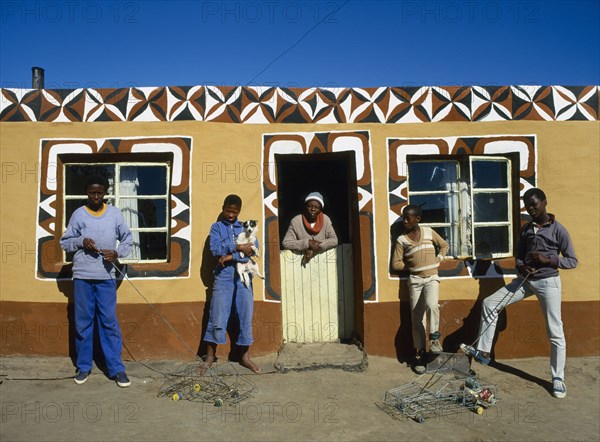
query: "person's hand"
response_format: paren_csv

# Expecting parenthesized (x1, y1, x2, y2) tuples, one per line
(100, 250, 118, 262)
(307, 239, 321, 252)
(236, 243, 254, 256)
(218, 255, 233, 267)
(529, 252, 551, 265)
(517, 265, 536, 277)
(301, 249, 315, 267)
(82, 238, 99, 252)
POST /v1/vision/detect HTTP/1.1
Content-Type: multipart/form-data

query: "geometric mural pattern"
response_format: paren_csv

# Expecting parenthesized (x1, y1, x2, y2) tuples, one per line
(35, 136, 192, 280)
(2, 85, 598, 123)
(262, 131, 377, 301)
(387, 135, 537, 279)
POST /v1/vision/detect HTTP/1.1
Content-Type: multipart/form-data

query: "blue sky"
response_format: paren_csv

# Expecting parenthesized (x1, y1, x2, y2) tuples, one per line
(1, 0, 599, 89)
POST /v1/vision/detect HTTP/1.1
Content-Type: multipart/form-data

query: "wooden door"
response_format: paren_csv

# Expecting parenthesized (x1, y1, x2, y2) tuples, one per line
(280, 245, 354, 343)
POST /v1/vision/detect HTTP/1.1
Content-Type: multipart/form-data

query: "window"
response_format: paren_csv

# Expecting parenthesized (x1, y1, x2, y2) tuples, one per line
(407, 155, 516, 259)
(62, 162, 171, 263)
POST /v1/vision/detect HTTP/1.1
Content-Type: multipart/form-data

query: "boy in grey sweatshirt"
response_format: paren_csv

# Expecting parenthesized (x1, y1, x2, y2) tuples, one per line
(60, 175, 133, 387)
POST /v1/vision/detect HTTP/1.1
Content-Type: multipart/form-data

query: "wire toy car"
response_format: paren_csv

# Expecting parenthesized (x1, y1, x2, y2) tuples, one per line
(377, 370, 498, 423)
(157, 361, 257, 406)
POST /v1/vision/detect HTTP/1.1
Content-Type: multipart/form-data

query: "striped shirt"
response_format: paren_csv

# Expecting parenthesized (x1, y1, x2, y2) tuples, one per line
(392, 226, 449, 277)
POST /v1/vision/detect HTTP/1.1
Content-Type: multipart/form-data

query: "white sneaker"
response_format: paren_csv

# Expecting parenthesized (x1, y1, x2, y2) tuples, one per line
(428, 339, 443, 353)
(552, 378, 567, 399)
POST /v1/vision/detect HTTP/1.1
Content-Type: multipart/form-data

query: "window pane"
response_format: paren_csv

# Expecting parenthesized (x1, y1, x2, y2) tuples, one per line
(65, 165, 115, 195)
(138, 232, 168, 259)
(408, 161, 457, 191)
(121, 166, 167, 195)
(65, 199, 87, 222)
(472, 161, 508, 189)
(120, 198, 168, 228)
(430, 226, 458, 257)
(473, 193, 509, 222)
(474, 226, 510, 257)
(409, 194, 451, 223)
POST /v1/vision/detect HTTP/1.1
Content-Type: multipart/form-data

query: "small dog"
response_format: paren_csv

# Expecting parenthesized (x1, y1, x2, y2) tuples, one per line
(236, 220, 265, 288)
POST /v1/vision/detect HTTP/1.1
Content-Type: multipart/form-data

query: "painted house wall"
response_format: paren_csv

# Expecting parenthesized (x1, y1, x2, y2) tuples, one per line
(1, 85, 598, 361)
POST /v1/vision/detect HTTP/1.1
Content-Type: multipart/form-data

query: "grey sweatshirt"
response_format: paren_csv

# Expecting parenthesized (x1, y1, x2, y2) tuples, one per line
(60, 205, 133, 279)
(516, 214, 578, 280)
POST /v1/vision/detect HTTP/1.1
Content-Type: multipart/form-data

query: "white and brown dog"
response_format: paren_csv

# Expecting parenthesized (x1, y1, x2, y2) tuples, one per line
(236, 220, 264, 288)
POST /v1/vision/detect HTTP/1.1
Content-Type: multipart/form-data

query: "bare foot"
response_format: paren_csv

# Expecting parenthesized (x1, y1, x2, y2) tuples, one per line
(198, 355, 215, 375)
(240, 355, 261, 373)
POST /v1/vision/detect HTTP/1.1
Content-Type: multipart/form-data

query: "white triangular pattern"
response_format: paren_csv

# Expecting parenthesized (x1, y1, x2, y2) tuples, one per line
(125, 87, 146, 118)
(264, 191, 278, 217)
(389, 181, 406, 200)
(131, 105, 161, 122)
(202, 86, 225, 119)
(0, 92, 12, 115)
(412, 87, 432, 120)
(172, 224, 191, 241)
(19, 104, 37, 121)
(582, 86, 599, 101)
(533, 103, 553, 121)
(393, 107, 424, 123)
(357, 187, 372, 211)
(261, 89, 279, 115)
(512, 85, 542, 101)
(313, 108, 338, 123)
(555, 105, 577, 121)
(83, 89, 104, 121)
(243, 105, 271, 124)
(42, 90, 61, 107)
(475, 104, 511, 122)
(338, 94, 352, 122)
(3, 85, 600, 124)
(432, 87, 451, 100)
(348, 101, 371, 123)
(187, 101, 204, 121)
(277, 88, 297, 104)
(36, 225, 53, 241)
(320, 87, 344, 100)
(64, 88, 85, 105)
(432, 103, 452, 122)
(385, 91, 407, 120)
(577, 103, 596, 120)
(170, 194, 189, 218)
(552, 87, 574, 115)
(297, 88, 315, 102)
(51, 111, 71, 123)
(39, 194, 56, 218)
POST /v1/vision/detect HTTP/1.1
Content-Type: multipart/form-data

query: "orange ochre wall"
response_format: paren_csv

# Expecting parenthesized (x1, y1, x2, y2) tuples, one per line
(1, 300, 599, 360)
(1, 119, 599, 360)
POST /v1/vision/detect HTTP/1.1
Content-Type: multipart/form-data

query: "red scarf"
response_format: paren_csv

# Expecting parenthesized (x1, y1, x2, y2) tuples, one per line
(302, 212, 324, 235)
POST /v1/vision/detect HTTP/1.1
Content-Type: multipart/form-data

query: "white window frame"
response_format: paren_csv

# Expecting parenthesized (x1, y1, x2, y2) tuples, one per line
(407, 155, 514, 259)
(469, 156, 513, 259)
(62, 161, 171, 264)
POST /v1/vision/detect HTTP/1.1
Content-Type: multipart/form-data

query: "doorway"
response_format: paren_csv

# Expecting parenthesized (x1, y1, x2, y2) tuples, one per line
(275, 151, 360, 343)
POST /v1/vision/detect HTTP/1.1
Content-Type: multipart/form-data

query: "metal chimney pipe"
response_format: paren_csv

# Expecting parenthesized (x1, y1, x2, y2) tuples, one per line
(32, 67, 45, 89)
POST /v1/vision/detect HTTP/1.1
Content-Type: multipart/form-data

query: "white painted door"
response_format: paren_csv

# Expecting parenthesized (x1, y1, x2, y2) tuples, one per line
(280, 244, 354, 343)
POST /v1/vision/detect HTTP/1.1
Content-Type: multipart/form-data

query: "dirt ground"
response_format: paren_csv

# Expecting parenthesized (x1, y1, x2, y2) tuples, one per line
(1, 353, 598, 441)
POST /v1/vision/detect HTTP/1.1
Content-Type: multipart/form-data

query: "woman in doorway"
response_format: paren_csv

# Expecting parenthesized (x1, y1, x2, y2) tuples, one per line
(282, 192, 338, 266)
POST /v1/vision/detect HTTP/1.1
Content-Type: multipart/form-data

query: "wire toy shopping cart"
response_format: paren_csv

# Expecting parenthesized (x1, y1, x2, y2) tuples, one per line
(157, 361, 257, 406)
(377, 370, 498, 423)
